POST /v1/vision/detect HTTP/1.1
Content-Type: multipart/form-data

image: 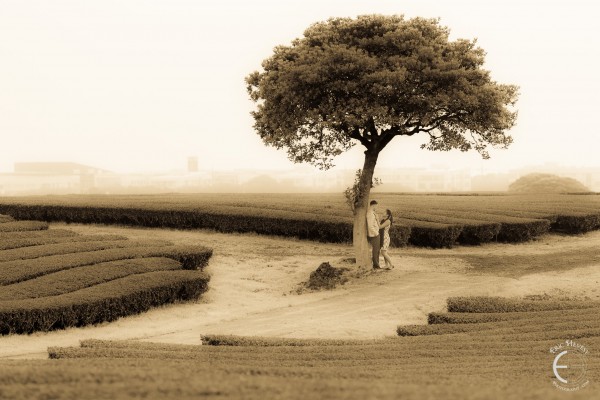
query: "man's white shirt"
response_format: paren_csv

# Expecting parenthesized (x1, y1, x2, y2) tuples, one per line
(367, 209, 379, 237)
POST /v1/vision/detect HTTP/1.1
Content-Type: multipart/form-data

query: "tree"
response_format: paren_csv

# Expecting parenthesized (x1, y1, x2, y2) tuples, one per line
(246, 15, 518, 267)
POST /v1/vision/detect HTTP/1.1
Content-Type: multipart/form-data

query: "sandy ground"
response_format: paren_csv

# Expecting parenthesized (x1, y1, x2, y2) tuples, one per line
(1, 223, 599, 359)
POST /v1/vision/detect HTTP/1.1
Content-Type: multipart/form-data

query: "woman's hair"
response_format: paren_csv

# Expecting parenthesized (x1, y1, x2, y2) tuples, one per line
(381, 209, 393, 225)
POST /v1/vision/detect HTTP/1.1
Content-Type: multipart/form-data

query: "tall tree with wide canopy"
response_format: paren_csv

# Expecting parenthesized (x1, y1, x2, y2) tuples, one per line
(246, 15, 518, 267)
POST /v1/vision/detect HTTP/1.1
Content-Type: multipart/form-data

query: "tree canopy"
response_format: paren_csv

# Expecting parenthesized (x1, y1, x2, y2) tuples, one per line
(247, 14, 520, 267)
(246, 15, 519, 169)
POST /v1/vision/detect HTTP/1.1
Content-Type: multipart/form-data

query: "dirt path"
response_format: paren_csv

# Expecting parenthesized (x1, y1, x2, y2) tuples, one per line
(1, 224, 599, 359)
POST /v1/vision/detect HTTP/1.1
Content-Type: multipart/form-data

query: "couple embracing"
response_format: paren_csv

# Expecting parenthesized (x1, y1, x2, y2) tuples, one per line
(366, 200, 395, 270)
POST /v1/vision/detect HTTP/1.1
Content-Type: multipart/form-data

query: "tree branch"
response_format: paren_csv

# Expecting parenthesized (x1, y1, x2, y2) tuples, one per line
(366, 117, 379, 140)
(348, 128, 370, 148)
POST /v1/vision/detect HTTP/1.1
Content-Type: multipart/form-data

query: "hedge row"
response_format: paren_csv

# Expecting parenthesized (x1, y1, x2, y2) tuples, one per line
(81, 337, 552, 353)
(0, 228, 76, 241)
(0, 215, 14, 223)
(446, 296, 599, 313)
(398, 211, 502, 245)
(0, 245, 213, 285)
(397, 295, 600, 338)
(0, 220, 48, 232)
(427, 306, 600, 325)
(551, 213, 600, 233)
(0, 257, 182, 301)
(0, 204, 414, 247)
(0, 270, 209, 335)
(396, 218, 462, 248)
(0, 204, 359, 243)
(494, 219, 551, 242)
(0, 233, 127, 251)
(0, 201, 590, 248)
(0, 238, 170, 262)
(397, 324, 600, 339)
(475, 208, 600, 235)
(200, 335, 372, 347)
(416, 209, 553, 242)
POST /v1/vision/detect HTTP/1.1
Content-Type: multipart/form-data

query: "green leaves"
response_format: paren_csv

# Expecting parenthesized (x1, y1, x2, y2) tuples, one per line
(247, 14, 519, 168)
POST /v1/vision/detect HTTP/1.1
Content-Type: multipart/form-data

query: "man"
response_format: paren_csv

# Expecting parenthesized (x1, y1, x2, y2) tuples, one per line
(366, 199, 381, 269)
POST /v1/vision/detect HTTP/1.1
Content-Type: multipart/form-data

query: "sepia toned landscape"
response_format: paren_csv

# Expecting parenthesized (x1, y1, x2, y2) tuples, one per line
(1, 1, 599, 399)
(1, 192, 599, 398)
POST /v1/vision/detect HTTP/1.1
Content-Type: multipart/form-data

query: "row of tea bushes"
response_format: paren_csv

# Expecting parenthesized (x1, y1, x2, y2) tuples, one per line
(0, 203, 553, 248)
(397, 296, 600, 337)
(0, 271, 209, 335)
(0, 215, 212, 335)
(33, 295, 600, 400)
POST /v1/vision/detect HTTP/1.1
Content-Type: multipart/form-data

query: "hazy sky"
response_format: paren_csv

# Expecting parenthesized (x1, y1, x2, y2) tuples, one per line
(1, 0, 599, 174)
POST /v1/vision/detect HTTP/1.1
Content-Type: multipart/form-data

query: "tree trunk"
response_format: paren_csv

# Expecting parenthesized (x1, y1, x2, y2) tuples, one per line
(353, 150, 379, 268)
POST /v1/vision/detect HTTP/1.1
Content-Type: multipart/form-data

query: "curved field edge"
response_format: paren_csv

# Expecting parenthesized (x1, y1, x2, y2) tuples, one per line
(0, 270, 210, 335)
(396, 296, 600, 337)
(3, 295, 598, 399)
(0, 223, 214, 335)
(0, 257, 183, 301)
(0, 244, 213, 285)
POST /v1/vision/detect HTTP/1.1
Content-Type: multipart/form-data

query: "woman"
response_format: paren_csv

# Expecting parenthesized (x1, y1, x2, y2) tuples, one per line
(379, 209, 394, 269)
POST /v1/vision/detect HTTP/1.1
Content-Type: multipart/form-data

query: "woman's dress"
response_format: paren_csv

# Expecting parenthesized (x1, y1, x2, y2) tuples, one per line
(381, 224, 390, 250)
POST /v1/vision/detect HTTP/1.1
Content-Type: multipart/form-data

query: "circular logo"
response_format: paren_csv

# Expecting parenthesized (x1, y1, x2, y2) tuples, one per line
(550, 340, 590, 391)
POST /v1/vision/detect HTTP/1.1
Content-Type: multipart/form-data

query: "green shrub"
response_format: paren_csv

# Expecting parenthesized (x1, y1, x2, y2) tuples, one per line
(0, 257, 182, 301)
(388, 225, 411, 247)
(446, 296, 599, 313)
(0, 245, 212, 285)
(0, 239, 170, 262)
(0, 233, 127, 251)
(396, 324, 479, 336)
(0, 204, 356, 244)
(0, 220, 48, 232)
(398, 211, 501, 245)
(0, 215, 14, 223)
(0, 229, 76, 242)
(424, 210, 551, 243)
(0, 271, 209, 335)
(200, 335, 370, 347)
(397, 219, 462, 248)
(495, 219, 550, 242)
(552, 213, 600, 233)
(1, 193, 599, 248)
(428, 306, 600, 324)
(457, 223, 501, 245)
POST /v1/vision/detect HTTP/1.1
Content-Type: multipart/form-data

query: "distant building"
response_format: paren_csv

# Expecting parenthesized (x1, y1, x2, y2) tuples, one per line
(0, 162, 114, 195)
(187, 157, 198, 173)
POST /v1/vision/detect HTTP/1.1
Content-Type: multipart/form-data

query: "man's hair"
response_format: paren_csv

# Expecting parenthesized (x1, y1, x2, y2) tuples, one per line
(369, 200, 378, 206)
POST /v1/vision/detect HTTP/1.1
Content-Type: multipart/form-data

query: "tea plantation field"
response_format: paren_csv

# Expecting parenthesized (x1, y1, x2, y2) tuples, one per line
(1, 296, 597, 399)
(0, 215, 212, 335)
(0, 193, 599, 248)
